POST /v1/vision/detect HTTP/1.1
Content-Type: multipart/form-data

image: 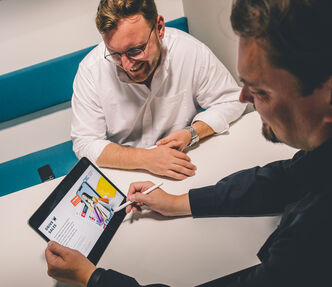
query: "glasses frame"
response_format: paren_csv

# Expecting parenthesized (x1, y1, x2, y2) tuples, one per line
(104, 21, 156, 64)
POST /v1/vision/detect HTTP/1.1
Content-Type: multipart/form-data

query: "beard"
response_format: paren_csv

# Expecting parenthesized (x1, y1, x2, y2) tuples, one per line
(125, 53, 161, 84)
(262, 122, 280, 143)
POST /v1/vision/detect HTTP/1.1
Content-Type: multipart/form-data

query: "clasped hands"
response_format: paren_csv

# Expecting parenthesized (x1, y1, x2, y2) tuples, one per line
(144, 128, 196, 180)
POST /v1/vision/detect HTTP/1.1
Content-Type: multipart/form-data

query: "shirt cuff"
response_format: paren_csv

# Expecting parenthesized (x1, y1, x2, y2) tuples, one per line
(189, 185, 220, 217)
(73, 139, 110, 164)
(87, 268, 105, 287)
(86, 268, 145, 287)
(192, 110, 229, 134)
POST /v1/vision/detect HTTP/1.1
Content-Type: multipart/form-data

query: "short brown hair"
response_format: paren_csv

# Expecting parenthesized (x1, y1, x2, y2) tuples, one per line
(231, 0, 332, 96)
(96, 0, 158, 33)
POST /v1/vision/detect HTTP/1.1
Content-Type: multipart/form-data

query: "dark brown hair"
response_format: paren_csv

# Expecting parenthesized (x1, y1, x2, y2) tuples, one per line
(96, 0, 157, 33)
(231, 0, 332, 96)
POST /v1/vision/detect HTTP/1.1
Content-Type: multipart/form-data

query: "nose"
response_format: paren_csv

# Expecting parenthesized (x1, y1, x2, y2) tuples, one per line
(121, 54, 135, 71)
(239, 86, 254, 104)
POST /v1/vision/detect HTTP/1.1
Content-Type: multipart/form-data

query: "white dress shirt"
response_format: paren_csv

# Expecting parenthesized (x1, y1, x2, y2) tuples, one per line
(71, 28, 246, 163)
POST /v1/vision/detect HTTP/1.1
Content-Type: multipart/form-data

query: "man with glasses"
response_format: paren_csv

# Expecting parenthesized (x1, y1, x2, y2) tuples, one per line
(71, 0, 246, 180)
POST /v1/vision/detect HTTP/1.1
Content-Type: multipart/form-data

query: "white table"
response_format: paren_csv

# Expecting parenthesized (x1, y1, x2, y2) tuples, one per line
(0, 112, 297, 287)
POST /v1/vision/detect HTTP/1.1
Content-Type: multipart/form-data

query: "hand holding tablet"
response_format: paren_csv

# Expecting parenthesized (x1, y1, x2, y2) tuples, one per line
(28, 157, 127, 264)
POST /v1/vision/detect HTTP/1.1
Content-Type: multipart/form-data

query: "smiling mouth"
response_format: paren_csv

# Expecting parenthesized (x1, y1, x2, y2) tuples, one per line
(130, 62, 144, 72)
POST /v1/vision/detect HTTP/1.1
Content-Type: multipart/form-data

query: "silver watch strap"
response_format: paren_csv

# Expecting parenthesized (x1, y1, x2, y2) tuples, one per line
(185, 126, 199, 147)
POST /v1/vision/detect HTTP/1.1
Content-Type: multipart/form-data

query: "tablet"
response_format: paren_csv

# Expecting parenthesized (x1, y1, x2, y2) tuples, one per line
(28, 157, 126, 264)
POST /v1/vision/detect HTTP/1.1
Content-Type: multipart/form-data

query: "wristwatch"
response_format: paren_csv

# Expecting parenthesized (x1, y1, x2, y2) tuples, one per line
(185, 126, 199, 147)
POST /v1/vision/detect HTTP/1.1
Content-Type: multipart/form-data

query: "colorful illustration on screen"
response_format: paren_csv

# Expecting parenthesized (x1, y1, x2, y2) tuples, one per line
(72, 178, 117, 228)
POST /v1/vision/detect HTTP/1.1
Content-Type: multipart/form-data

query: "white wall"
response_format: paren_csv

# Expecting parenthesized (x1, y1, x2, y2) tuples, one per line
(156, 0, 184, 22)
(0, 0, 184, 163)
(0, 0, 184, 75)
(0, 0, 101, 75)
(182, 0, 239, 82)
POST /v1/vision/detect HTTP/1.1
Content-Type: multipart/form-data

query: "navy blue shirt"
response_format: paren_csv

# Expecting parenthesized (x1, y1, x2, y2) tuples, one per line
(88, 138, 332, 287)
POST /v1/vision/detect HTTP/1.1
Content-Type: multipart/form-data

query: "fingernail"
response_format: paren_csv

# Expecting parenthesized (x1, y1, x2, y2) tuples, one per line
(129, 195, 135, 201)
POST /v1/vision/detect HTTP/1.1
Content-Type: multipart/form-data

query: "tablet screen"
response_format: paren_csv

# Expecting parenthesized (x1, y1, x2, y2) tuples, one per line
(29, 157, 126, 264)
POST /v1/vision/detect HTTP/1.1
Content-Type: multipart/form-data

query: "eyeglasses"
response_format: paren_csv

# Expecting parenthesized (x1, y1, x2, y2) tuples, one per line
(104, 22, 156, 65)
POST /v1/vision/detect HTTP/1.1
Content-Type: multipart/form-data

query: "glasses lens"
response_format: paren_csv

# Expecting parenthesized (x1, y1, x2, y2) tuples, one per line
(127, 48, 145, 60)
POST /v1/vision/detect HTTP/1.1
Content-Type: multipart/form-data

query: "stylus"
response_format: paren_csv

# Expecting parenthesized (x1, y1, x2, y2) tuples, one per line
(146, 145, 157, 149)
(114, 182, 163, 213)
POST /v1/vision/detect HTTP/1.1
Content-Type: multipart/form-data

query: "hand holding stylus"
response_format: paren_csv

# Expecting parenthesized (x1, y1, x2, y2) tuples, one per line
(114, 182, 163, 212)
(123, 181, 191, 217)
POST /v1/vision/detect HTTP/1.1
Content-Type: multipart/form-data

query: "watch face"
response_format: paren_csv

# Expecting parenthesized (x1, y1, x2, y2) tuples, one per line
(185, 126, 199, 147)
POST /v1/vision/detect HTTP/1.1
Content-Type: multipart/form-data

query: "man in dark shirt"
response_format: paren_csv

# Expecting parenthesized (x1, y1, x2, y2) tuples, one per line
(44, 0, 332, 286)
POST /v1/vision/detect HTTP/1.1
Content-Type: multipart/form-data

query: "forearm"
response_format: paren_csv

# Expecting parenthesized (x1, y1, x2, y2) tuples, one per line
(168, 193, 192, 216)
(192, 120, 215, 141)
(96, 142, 149, 170)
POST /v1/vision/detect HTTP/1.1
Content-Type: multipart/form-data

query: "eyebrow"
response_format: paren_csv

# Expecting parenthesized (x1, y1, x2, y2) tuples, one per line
(107, 42, 146, 54)
(239, 77, 254, 86)
(239, 77, 267, 89)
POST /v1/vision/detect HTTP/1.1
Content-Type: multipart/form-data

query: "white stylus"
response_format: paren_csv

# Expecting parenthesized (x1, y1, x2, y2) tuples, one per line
(114, 182, 163, 213)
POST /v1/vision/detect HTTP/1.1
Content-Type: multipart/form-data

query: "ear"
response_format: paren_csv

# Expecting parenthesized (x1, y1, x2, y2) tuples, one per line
(156, 15, 165, 40)
(323, 76, 332, 123)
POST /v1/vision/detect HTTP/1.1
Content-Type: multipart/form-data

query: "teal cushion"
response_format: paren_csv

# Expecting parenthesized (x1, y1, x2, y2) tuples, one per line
(165, 16, 189, 33)
(0, 46, 95, 123)
(0, 141, 78, 197)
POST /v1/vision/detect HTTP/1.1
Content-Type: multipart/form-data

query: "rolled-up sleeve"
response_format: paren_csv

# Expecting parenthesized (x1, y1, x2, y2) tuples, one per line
(192, 45, 246, 134)
(71, 64, 111, 163)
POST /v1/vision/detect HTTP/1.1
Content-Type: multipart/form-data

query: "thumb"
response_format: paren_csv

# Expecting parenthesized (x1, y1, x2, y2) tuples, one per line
(45, 241, 65, 267)
(47, 241, 68, 257)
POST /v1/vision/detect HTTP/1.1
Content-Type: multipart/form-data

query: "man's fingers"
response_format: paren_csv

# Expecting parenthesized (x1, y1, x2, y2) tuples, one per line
(156, 137, 170, 146)
(126, 203, 142, 214)
(166, 170, 188, 180)
(126, 192, 150, 213)
(169, 162, 195, 177)
(157, 138, 184, 150)
(125, 205, 132, 214)
(45, 244, 59, 264)
(47, 241, 67, 257)
(126, 181, 156, 213)
(164, 140, 182, 149)
(127, 181, 154, 199)
(157, 135, 175, 145)
(175, 158, 196, 170)
(45, 242, 66, 277)
(131, 206, 142, 214)
(171, 149, 191, 161)
(128, 192, 150, 205)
